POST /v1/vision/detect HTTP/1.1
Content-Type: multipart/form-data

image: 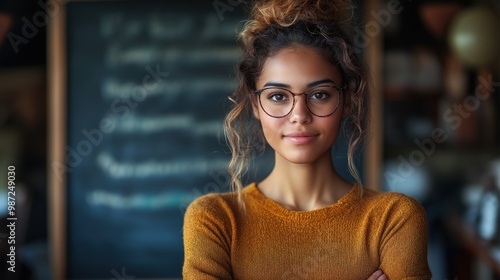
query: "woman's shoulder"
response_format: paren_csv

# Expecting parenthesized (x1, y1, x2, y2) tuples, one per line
(184, 184, 256, 220)
(358, 188, 429, 247)
(360, 187, 426, 217)
(185, 191, 237, 216)
(182, 192, 236, 234)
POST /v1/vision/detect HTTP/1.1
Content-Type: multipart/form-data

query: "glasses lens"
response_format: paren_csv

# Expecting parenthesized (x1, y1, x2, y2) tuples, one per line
(259, 88, 294, 117)
(259, 86, 340, 117)
(306, 86, 340, 116)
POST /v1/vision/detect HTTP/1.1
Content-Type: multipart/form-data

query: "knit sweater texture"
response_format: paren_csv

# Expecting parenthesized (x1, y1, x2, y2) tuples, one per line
(183, 183, 431, 279)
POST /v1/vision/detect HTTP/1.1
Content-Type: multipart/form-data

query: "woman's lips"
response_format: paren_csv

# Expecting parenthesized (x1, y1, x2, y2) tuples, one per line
(283, 132, 319, 144)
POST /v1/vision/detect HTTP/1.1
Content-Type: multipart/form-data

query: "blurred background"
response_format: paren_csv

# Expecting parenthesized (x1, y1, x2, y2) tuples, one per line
(0, 0, 498, 279)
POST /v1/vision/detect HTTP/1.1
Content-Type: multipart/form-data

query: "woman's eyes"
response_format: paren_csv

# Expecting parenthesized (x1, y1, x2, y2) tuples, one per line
(267, 92, 290, 102)
(310, 91, 331, 100)
(265, 89, 332, 102)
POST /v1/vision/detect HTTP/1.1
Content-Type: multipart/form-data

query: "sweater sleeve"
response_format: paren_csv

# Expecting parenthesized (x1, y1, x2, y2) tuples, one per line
(182, 194, 233, 280)
(378, 195, 432, 280)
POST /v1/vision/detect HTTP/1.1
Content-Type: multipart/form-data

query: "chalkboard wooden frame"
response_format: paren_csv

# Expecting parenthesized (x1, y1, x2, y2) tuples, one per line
(48, 1, 67, 279)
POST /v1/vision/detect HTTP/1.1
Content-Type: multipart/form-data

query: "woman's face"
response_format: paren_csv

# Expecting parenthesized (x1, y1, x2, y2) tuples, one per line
(253, 46, 348, 164)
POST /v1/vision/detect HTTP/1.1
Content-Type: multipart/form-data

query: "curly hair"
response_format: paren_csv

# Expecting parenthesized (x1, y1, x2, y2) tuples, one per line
(224, 0, 369, 207)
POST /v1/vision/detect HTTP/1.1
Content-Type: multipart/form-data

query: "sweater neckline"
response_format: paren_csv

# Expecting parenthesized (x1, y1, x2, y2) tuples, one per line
(244, 182, 360, 220)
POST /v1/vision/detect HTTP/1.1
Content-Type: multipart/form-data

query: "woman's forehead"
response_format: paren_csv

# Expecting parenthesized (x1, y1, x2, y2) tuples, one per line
(257, 46, 342, 88)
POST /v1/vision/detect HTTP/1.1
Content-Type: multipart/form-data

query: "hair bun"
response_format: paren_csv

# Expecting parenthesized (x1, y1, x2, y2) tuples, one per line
(240, 0, 354, 45)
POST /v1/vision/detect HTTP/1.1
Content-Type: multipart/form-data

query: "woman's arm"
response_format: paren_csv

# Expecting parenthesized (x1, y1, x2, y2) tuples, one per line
(183, 195, 233, 280)
(378, 195, 432, 280)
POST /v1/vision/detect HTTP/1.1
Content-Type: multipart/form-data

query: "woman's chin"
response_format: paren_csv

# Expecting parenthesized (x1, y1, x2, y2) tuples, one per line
(276, 151, 329, 165)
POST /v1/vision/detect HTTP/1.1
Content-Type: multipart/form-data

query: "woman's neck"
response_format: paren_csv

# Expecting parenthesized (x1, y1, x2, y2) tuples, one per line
(258, 151, 353, 211)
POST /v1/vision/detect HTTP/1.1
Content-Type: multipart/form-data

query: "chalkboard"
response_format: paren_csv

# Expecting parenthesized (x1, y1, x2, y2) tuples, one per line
(59, 0, 274, 278)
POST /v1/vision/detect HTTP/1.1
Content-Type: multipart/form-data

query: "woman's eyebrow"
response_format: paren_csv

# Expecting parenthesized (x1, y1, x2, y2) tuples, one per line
(307, 78, 337, 88)
(262, 82, 290, 88)
(262, 78, 337, 89)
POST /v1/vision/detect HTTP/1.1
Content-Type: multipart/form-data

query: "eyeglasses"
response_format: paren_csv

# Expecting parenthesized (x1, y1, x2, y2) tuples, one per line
(254, 85, 342, 118)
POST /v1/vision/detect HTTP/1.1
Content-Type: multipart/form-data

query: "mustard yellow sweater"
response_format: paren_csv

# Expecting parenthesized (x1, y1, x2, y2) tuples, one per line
(183, 183, 431, 279)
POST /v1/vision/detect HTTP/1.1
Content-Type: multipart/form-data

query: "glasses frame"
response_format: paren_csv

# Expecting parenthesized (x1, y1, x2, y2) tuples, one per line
(254, 85, 343, 118)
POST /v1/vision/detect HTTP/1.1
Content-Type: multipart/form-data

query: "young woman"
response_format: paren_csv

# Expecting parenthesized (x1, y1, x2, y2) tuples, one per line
(183, 0, 431, 279)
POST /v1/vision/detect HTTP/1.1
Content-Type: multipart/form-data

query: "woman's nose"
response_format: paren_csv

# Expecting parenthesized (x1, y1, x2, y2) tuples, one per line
(289, 94, 312, 124)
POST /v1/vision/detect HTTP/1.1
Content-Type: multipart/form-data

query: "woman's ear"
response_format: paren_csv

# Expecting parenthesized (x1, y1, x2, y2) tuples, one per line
(342, 92, 351, 118)
(251, 94, 260, 120)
